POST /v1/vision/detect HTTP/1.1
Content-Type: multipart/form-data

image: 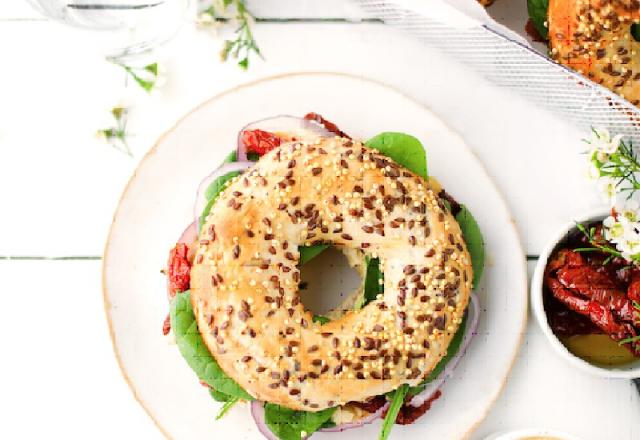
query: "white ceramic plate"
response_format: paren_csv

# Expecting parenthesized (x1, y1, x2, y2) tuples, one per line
(103, 72, 527, 440)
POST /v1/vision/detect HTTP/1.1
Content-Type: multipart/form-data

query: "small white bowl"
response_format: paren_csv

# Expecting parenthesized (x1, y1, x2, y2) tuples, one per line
(483, 428, 583, 440)
(531, 209, 640, 379)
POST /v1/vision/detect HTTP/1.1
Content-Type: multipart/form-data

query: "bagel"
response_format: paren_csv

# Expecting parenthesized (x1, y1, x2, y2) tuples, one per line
(190, 136, 472, 411)
(548, 0, 640, 105)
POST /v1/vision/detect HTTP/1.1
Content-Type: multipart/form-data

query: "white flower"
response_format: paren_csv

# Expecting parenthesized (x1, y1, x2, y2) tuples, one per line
(615, 199, 640, 223)
(620, 236, 640, 258)
(591, 127, 622, 155)
(603, 216, 626, 243)
(597, 177, 618, 205)
(587, 162, 602, 180)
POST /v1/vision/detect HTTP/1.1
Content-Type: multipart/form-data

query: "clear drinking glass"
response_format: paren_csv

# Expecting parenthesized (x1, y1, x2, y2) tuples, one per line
(25, 0, 194, 61)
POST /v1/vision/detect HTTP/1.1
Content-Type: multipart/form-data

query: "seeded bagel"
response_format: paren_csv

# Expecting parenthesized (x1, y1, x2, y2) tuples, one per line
(549, 0, 640, 105)
(190, 137, 472, 411)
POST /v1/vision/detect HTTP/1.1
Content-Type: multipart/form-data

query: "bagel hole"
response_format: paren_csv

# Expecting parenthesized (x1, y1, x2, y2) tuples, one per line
(299, 247, 362, 316)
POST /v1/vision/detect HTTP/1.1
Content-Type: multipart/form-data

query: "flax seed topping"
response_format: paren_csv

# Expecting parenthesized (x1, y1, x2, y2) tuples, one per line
(189, 136, 471, 411)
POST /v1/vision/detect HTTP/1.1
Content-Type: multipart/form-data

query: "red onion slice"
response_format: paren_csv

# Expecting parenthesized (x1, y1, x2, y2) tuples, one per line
(408, 293, 480, 407)
(194, 161, 253, 228)
(237, 115, 334, 161)
(318, 402, 390, 433)
(250, 401, 282, 440)
(177, 221, 197, 245)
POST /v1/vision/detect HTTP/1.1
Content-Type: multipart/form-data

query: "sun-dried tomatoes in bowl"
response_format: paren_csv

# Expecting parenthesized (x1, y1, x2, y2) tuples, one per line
(531, 210, 640, 379)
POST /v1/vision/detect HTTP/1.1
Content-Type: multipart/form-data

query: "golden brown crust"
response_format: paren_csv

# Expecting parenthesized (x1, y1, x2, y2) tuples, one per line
(190, 137, 472, 411)
(549, 0, 640, 106)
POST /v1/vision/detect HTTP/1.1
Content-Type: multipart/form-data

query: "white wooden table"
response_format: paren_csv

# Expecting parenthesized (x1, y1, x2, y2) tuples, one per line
(2, 1, 639, 439)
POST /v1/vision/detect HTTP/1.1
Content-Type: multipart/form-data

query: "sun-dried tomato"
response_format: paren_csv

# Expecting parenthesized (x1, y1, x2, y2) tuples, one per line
(395, 390, 442, 425)
(303, 112, 350, 139)
(241, 129, 282, 156)
(162, 314, 171, 335)
(350, 395, 387, 413)
(168, 243, 191, 297)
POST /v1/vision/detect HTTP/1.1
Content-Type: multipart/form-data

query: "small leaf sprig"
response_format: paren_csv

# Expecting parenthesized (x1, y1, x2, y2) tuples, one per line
(574, 222, 623, 262)
(586, 127, 640, 204)
(96, 106, 131, 156)
(117, 62, 163, 92)
(198, 0, 261, 69)
(575, 199, 640, 264)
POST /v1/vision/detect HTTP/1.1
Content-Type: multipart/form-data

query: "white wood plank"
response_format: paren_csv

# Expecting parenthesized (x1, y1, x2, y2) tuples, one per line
(473, 261, 640, 439)
(0, 260, 160, 439)
(0, 20, 602, 256)
(246, 0, 371, 20)
(0, 2, 44, 20)
(1, 0, 370, 21)
(2, 259, 637, 439)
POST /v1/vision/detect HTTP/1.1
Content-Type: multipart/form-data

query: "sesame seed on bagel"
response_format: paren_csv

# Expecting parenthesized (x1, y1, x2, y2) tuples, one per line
(190, 136, 472, 411)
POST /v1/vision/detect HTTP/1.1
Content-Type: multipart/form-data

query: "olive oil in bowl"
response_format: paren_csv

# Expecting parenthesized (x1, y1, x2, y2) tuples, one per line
(561, 334, 637, 367)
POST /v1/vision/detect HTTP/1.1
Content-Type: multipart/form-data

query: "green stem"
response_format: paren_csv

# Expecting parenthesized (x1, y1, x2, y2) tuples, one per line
(379, 384, 408, 440)
(215, 396, 239, 420)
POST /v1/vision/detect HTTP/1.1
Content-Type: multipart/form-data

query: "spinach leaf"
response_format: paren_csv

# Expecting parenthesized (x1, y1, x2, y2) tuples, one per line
(209, 388, 232, 402)
(527, 0, 549, 39)
(407, 315, 467, 396)
(320, 420, 337, 429)
(299, 244, 330, 265)
(204, 171, 241, 201)
(170, 291, 253, 400)
(264, 403, 336, 440)
(199, 170, 242, 231)
(362, 256, 383, 307)
(312, 315, 330, 324)
(456, 205, 485, 289)
(365, 132, 428, 179)
(223, 149, 237, 164)
(247, 151, 260, 161)
(633, 24, 640, 42)
(379, 384, 409, 440)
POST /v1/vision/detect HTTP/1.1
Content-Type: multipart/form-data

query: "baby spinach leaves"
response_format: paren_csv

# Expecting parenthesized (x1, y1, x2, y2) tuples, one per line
(455, 206, 485, 289)
(365, 132, 428, 179)
(362, 256, 383, 307)
(170, 291, 253, 400)
(199, 170, 242, 231)
(312, 314, 330, 324)
(633, 24, 640, 42)
(264, 403, 336, 440)
(527, 0, 549, 39)
(299, 244, 330, 265)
